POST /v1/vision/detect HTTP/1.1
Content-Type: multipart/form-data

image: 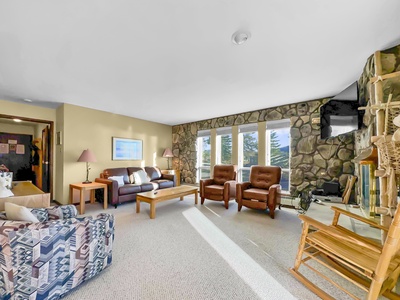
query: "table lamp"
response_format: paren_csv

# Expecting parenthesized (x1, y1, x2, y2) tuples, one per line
(77, 149, 97, 184)
(162, 148, 173, 170)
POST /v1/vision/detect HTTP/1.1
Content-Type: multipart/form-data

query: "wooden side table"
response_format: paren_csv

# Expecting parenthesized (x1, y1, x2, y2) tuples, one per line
(69, 182, 108, 214)
(161, 169, 180, 186)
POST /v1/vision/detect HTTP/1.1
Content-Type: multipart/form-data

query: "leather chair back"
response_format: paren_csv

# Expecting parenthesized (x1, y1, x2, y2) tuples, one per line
(213, 165, 237, 185)
(249, 165, 281, 189)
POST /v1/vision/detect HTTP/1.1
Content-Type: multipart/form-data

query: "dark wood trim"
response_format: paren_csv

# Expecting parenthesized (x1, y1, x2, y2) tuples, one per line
(0, 113, 54, 200)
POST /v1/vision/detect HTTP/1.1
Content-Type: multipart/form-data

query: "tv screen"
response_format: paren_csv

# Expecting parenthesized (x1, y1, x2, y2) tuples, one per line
(320, 100, 362, 139)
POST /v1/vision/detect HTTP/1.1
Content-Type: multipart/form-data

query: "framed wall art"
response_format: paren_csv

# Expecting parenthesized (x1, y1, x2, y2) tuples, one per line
(112, 137, 143, 160)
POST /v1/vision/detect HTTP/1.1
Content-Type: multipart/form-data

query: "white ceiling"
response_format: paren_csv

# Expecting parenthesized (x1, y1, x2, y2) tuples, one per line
(1, 1, 400, 126)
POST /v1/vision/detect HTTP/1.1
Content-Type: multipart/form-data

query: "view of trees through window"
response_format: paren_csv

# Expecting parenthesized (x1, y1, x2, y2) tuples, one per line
(197, 123, 290, 191)
(197, 136, 211, 181)
(219, 134, 232, 164)
(240, 131, 258, 182)
(267, 128, 290, 191)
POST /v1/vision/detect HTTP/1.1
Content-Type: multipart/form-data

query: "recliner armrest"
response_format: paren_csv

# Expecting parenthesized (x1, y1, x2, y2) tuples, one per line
(200, 179, 215, 196)
(268, 184, 281, 205)
(224, 180, 237, 198)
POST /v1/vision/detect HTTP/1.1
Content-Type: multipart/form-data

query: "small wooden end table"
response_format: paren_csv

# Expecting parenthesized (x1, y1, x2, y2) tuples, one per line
(69, 182, 108, 214)
(136, 185, 198, 219)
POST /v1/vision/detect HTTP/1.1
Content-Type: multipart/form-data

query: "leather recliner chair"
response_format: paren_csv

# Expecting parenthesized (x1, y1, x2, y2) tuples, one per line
(236, 165, 281, 219)
(200, 165, 237, 209)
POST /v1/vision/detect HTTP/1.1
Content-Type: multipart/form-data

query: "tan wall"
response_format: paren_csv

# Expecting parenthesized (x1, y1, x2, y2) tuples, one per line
(0, 121, 35, 136)
(1, 100, 173, 205)
(61, 104, 172, 204)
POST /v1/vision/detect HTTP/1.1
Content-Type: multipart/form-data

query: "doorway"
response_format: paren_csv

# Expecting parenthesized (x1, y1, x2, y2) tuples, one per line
(0, 114, 53, 198)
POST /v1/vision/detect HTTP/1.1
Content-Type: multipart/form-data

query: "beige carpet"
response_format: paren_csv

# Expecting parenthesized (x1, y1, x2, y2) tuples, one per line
(61, 196, 379, 300)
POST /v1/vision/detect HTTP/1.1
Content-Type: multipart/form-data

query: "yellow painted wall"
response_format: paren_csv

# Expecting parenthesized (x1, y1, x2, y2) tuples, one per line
(1, 100, 173, 205)
(60, 104, 172, 204)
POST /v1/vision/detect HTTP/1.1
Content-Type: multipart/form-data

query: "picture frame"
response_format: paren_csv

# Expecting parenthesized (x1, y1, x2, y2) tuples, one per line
(112, 137, 143, 160)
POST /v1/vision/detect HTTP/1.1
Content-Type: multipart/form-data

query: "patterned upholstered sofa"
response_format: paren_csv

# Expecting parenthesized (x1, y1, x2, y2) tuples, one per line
(0, 205, 114, 299)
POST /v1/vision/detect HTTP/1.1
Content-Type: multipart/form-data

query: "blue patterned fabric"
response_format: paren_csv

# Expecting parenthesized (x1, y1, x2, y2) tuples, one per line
(0, 205, 114, 300)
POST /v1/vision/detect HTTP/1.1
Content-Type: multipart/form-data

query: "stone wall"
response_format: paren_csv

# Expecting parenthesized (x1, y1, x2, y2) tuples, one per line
(172, 98, 355, 195)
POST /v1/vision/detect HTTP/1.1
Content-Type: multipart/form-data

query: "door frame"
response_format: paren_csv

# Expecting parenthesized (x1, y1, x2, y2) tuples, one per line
(0, 114, 54, 199)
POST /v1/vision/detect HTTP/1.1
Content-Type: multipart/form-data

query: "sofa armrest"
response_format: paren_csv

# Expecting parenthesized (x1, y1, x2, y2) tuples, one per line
(46, 205, 78, 220)
(95, 178, 119, 205)
(161, 173, 176, 186)
(0, 213, 115, 299)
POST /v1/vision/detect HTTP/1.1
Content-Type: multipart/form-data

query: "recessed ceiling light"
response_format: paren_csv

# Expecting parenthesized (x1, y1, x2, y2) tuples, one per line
(13, 118, 22, 122)
(232, 31, 251, 45)
(23, 98, 33, 102)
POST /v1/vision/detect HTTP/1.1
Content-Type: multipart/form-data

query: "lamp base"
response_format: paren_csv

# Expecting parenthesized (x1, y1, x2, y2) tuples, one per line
(82, 180, 92, 184)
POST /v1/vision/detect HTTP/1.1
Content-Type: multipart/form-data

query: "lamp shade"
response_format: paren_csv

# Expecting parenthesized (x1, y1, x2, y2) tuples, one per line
(162, 148, 173, 158)
(77, 149, 97, 162)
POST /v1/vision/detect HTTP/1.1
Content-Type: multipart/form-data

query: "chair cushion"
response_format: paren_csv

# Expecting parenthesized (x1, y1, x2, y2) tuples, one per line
(119, 184, 142, 195)
(213, 165, 236, 185)
(243, 188, 269, 201)
(205, 185, 224, 196)
(250, 166, 281, 189)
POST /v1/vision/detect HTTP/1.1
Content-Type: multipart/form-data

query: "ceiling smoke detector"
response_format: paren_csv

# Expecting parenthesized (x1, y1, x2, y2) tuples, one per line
(232, 31, 251, 45)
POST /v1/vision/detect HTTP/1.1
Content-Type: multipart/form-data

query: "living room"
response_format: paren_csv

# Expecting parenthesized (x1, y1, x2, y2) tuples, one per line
(1, 1, 400, 299)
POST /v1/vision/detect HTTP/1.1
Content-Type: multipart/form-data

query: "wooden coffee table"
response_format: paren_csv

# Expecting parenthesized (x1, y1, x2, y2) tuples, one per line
(136, 185, 198, 219)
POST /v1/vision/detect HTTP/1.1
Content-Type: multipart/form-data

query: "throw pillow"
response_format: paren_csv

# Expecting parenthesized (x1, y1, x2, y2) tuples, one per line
(129, 174, 135, 184)
(5, 202, 39, 222)
(108, 176, 125, 187)
(133, 170, 150, 185)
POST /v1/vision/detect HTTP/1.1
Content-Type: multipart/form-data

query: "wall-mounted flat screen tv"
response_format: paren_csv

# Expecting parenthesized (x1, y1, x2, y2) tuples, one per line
(320, 100, 363, 139)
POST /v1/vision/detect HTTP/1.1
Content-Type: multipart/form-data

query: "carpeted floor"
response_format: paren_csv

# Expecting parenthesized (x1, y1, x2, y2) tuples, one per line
(61, 196, 379, 300)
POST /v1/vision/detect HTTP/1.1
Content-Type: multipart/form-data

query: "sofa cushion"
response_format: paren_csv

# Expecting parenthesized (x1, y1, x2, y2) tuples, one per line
(119, 184, 142, 196)
(108, 176, 125, 187)
(140, 183, 155, 192)
(152, 179, 174, 189)
(127, 167, 145, 182)
(5, 202, 39, 222)
(145, 166, 162, 181)
(133, 170, 151, 184)
(104, 168, 130, 184)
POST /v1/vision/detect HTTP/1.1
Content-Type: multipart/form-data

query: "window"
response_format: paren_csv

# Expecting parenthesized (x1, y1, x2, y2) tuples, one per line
(216, 127, 232, 164)
(238, 124, 258, 182)
(196, 130, 211, 182)
(266, 119, 290, 192)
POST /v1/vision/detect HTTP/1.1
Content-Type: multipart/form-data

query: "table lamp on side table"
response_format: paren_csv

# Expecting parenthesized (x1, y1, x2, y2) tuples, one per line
(77, 149, 97, 184)
(162, 148, 173, 170)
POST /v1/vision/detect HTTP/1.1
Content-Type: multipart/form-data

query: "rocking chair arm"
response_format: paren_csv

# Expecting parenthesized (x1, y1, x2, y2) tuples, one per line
(331, 206, 388, 232)
(298, 214, 382, 253)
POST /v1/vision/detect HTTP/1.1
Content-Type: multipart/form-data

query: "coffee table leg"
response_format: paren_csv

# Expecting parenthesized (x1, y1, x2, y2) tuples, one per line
(136, 198, 141, 213)
(150, 202, 156, 219)
(194, 190, 198, 204)
(180, 196, 184, 201)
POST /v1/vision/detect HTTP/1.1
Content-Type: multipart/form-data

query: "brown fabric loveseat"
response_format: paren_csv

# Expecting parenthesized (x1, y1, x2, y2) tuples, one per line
(95, 166, 176, 208)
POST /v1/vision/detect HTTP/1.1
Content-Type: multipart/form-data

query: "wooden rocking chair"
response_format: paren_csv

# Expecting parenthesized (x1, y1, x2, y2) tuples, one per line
(290, 205, 400, 300)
